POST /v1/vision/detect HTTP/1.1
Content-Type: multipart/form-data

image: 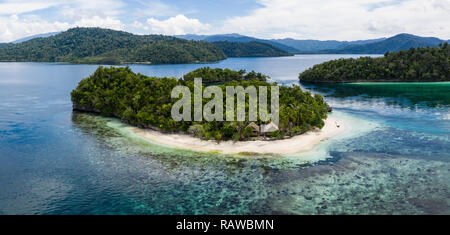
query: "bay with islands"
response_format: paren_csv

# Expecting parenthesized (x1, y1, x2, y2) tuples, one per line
(0, 42, 449, 214)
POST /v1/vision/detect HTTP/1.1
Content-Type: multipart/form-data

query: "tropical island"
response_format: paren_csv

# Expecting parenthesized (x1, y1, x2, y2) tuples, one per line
(71, 67, 330, 143)
(299, 43, 449, 83)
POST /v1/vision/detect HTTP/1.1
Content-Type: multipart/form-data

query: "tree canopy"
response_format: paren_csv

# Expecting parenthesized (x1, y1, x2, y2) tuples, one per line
(183, 67, 269, 84)
(299, 44, 450, 82)
(0, 27, 226, 64)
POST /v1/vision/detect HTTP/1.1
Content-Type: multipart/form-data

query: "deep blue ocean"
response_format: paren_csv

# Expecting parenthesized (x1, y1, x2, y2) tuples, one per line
(0, 55, 448, 214)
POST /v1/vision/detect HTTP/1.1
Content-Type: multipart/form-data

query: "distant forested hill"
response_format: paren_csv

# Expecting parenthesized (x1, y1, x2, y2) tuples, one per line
(11, 32, 60, 44)
(319, 34, 447, 54)
(176, 34, 300, 53)
(299, 44, 450, 83)
(177, 33, 448, 54)
(212, 41, 292, 57)
(0, 28, 226, 64)
(272, 38, 386, 53)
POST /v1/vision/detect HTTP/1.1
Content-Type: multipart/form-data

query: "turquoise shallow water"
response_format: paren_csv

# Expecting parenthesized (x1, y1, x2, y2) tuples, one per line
(0, 56, 448, 214)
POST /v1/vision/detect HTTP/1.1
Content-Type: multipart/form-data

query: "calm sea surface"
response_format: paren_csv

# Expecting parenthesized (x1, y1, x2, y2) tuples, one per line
(0, 55, 448, 214)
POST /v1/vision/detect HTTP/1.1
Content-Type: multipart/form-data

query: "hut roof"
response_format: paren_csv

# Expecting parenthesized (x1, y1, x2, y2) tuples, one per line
(261, 122, 279, 133)
(247, 122, 260, 132)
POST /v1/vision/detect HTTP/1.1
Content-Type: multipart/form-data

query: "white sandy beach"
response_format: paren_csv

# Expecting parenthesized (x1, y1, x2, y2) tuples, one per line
(128, 116, 349, 155)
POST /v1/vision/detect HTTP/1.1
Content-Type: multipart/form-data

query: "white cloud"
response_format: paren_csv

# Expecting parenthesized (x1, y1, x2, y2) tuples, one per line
(0, 15, 70, 42)
(73, 16, 124, 30)
(220, 0, 450, 40)
(130, 21, 149, 33)
(0, 0, 127, 42)
(0, 0, 60, 15)
(134, 0, 177, 18)
(0, 14, 125, 42)
(58, 0, 126, 20)
(145, 14, 211, 35)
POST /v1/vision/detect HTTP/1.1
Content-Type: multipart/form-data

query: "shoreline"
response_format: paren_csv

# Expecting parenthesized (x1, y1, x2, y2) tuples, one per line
(126, 115, 349, 156)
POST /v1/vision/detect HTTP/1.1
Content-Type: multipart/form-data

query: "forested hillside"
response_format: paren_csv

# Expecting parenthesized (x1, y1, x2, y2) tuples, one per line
(176, 33, 300, 53)
(212, 41, 292, 57)
(0, 28, 226, 64)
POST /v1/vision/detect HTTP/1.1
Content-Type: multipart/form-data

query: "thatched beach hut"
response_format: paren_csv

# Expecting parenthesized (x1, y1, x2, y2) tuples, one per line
(261, 122, 279, 134)
(246, 122, 260, 136)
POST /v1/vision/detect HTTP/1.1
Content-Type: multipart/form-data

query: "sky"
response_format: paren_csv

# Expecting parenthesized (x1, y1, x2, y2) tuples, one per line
(0, 0, 449, 43)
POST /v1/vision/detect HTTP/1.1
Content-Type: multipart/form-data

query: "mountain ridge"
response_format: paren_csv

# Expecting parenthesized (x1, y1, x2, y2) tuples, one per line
(176, 33, 448, 54)
(272, 37, 387, 52)
(0, 27, 226, 64)
(8, 30, 449, 57)
(319, 33, 447, 54)
(11, 32, 60, 44)
(175, 34, 300, 53)
(212, 41, 293, 57)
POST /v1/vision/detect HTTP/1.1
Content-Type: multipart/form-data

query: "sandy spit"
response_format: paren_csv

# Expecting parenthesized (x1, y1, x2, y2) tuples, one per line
(128, 117, 348, 155)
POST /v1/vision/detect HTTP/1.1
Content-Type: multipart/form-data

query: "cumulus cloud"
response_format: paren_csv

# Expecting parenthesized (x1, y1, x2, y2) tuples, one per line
(0, 14, 125, 42)
(145, 14, 211, 35)
(58, 0, 125, 20)
(73, 16, 124, 30)
(0, 15, 70, 42)
(0, 0, 127, 42)
(0, 0, 60, 15)
(220, 0, 450, 40)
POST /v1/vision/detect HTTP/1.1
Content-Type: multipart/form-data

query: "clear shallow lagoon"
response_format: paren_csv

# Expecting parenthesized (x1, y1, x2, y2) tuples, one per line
(0, 55, 448, 215)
